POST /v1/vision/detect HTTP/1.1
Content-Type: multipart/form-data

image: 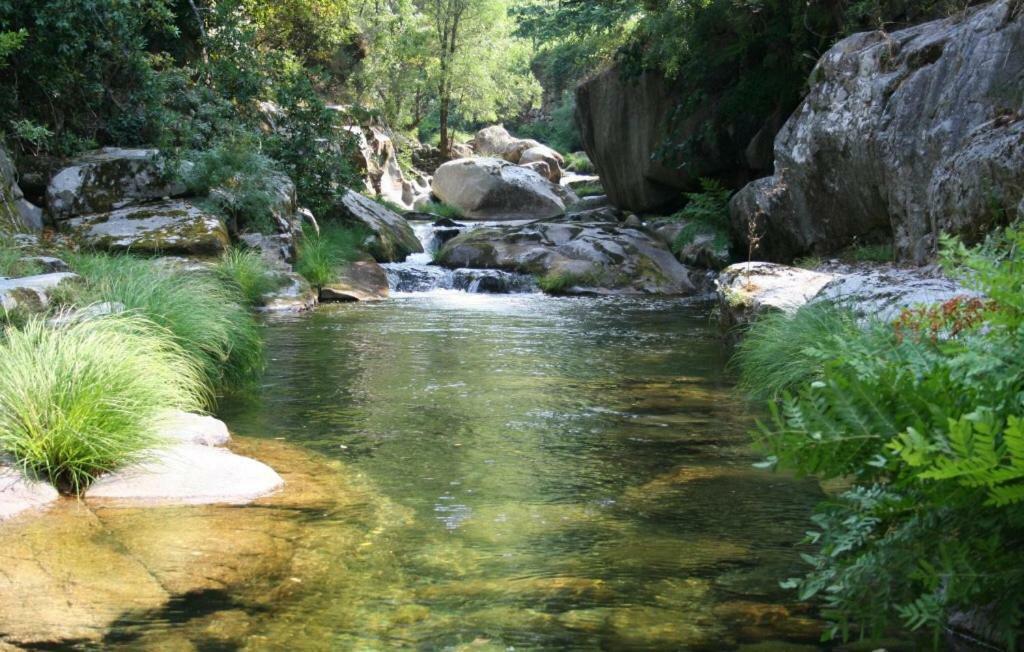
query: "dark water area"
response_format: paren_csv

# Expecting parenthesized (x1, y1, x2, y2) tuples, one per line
(211, 291, 832, 650)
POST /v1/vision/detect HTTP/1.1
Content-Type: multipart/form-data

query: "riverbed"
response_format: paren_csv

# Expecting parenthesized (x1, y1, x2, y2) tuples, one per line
(210, 291, 828, 649)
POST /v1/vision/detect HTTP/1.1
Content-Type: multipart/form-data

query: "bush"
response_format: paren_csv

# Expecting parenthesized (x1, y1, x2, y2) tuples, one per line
(295, 223, 368, 289)
(739, 228, 1024, 647)
(669, 178, 732, 255)
(213, 248, 283, 307)
(59, 253, 263, 394)
(0, 314, 206, 494)
(563, 152, 595, 174)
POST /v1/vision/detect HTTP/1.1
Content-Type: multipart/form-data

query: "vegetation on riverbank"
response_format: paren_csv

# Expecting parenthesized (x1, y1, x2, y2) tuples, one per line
(735, 228, 1024, 647)
(295, 224, 369, 289)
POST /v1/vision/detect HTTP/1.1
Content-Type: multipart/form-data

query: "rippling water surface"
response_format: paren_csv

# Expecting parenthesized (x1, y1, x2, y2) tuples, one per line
(213, 291, 827, 650)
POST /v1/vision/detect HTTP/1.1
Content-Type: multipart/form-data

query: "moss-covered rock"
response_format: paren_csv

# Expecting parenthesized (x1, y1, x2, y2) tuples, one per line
(62, 200, 229, 256)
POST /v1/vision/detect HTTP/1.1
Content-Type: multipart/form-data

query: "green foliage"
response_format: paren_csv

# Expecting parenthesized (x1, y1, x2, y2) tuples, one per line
(0, 314, 206, 494)
(573, 183, 605, 198)
(185, 139, 284, 235)
(845, 243, 895, 264)
(512, 91, 581, 154)
(734, 302, 866, 401)
(739, 227, 1024, 647)
(371, 195, 408, 215)
(563, 151, 595, 174)
(295, 223, 368, 289)
(213, 248, 283, 307)
(669, 178, 732, 255)
(421, 202, 464, 221)
(536, 269, 598, 294)
(0, 235, 42, 278)
(59, 252, 263, 395)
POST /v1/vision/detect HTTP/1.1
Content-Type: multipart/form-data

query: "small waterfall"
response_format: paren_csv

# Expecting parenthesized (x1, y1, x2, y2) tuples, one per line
(382, 220, 537, 295)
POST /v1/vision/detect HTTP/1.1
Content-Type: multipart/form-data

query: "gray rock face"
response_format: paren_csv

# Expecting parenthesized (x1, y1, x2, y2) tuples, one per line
(0, 463, 59, 521)
(716, 261, 974, 328)
(0, 272, 80, 313)
(63, 200, 230, 256)
(46, 148, 187, 221)
(433, 158, 577, 220)
(731, 1, 1024, 264)
(437, 221, 695, 295)
(0, 144, 44, 232)
(335, 190, 423, 262)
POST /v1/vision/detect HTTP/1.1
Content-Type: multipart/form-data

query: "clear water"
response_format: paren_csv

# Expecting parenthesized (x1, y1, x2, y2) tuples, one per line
(211, 292, 831, 650)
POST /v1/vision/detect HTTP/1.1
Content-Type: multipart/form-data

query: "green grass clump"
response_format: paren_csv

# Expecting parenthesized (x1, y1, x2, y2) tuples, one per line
(370, 195, 407, 214)
(563, 152, 595, 174)
(421, 202, 464, 221)
(0, 314, 207, 494)
(213, 248, 283, 307)
(295, 223, 369, 289)
(733, 302, 866, 400)
(0, 235, 43, 277)
(573, 183, 604, 198)
(537, 270, 599, 294)
(847, 243, 894, 263)
(59, 252, 263, 394)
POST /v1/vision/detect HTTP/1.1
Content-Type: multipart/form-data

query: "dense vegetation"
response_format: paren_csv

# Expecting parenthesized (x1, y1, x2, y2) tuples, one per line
(736, 230, 1024, 647)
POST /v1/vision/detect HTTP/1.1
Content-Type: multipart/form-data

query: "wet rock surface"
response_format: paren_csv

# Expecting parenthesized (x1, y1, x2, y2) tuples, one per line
(436, 221, 695, 295)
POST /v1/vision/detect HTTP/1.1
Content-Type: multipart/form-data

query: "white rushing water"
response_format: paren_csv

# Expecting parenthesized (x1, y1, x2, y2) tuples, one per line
(382, 220, 538, 295)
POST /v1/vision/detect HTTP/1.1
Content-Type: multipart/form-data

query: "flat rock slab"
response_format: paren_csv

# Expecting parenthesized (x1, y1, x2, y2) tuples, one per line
(156, 410, 231, 447)
(0, 465, 59, 521)
(63, 200, 229, 256)
(717, 262, 834, 328)
(86, 444, 283, 505)
(0, 272, 79, 312)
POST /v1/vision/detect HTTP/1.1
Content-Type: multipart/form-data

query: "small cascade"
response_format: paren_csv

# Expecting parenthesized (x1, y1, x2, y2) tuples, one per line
(382, 220, 537, 295)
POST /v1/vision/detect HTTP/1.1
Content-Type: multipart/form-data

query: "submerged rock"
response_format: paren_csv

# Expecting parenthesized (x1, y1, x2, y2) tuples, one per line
(335, 190, 423, 263)
(63, 199, 230, 256)
(437, 221, 694, 295)
(731, 1, 1024, 263)
(321, 259, 390, 302)
(46, 148, 187, 221)
(433, 157, 577, 220)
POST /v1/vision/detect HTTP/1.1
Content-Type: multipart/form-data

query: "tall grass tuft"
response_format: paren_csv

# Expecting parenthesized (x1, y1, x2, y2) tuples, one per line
(60, 252, 263, 393)
(214, 248, 282, 307)
(295, 223, 368, 289)
(0, 235, 42, 278)
(421, 202, 464, 221)
(0, 314, 207, 494)
(733, 301, 867, 400)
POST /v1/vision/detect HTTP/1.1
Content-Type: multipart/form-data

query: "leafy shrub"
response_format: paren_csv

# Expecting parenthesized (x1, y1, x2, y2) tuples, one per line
(213, 248, 283, 307)
(0, 314, 206, 494)
(739, 228, 1024, 647)
(59, 253, 263, 394)
(669, 178, 732, 256)
(563, 151, 595, 174)
(184, 139, 285, 235)
(295, 223, 369, 289)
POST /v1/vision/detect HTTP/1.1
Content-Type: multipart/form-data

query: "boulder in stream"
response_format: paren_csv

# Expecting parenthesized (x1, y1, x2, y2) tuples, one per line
(334, 190, 423, 263)
(437, 221, 694, 295)
(320, 259, 390, 302)
(433, 157, 577, 220)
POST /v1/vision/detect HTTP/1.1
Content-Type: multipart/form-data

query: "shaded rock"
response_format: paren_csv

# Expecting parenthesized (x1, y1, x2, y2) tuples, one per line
(569, 194, 610, 212)
(0, 272, 79, 313)
(320, 259, 390, 302)
(731, 2, 1024, 263)
(433, 157, 576, 220)
(238, 231, 294, 267)
(520, 145, 563, 182)
(520, 160, 553, 181)
(156, 410, 231, 447)
(437, 221, 694, 295)
(0, 463, 59, 521)
(258, 272, 318, 313)
(47, 148, 186, 221)
(676, 231, 731, 270)
(716, 262, 834, 329)
(63, 200, 230, 256)
(0, 144, 43, 232)
(85, 444, 283, 506)
(335, 190, 423, 262)
(564, 206, 622, 223)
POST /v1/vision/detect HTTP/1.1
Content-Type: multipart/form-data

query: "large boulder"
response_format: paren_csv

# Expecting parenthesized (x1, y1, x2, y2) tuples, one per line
(320, 259, 390, 302)
(46, 148, 187, 221)
(730, 1, 1024, 264)
(62, 200, 230, 256)
(436, 221, 694, 295)
(334, 190, 423, 262)
(433, 158, 577, 220)
(0, 144, 43, 232)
